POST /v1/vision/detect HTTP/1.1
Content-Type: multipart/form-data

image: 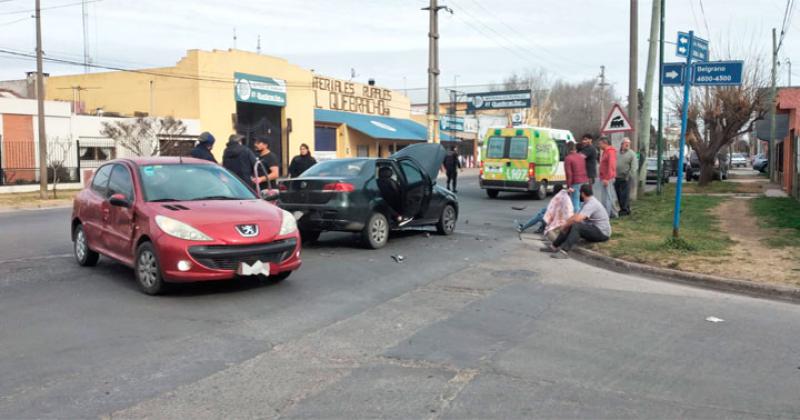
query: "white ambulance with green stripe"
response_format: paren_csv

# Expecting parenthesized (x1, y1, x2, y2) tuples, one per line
(479, 126, 574, 199)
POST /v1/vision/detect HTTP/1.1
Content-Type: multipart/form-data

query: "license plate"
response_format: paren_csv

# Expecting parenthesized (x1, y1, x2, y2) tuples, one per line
(237, 260, 270, 276)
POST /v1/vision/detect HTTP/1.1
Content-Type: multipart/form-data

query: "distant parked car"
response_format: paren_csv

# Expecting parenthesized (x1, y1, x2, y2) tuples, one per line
(752, 154, 769, 173)
(731, 153, 748, 168)
(688, 151, 729, 181)
(645, 158, 670, 184)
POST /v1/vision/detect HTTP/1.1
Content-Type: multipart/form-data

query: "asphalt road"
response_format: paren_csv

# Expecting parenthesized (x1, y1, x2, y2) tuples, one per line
(1, 172, 799, 419)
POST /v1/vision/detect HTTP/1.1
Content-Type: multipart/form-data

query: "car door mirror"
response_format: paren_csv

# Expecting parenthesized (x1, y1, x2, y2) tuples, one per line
(109, 193, 131, 208)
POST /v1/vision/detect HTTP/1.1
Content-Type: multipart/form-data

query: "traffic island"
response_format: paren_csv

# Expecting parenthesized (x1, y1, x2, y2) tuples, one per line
(578, 183, 800, 302)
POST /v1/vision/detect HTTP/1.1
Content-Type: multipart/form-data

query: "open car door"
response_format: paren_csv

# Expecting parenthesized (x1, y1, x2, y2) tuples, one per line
(390, 143, 446, 182)
(396, 157, 432, 218)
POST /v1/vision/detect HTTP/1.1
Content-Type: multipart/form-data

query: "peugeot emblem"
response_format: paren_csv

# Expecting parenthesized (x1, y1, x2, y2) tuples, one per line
(236, 224, 259, 238)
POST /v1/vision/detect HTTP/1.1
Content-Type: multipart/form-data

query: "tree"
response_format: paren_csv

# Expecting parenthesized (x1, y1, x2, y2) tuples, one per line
(100, 116, 187, 157)
(46, 138, 73, 199)
(499, 68, 552, 125)
(549, 79, 617, 139)
(678, 59, 768, 186)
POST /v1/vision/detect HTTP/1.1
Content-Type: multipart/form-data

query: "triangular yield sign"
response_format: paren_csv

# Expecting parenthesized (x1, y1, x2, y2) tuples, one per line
(601, 103, 634, 134)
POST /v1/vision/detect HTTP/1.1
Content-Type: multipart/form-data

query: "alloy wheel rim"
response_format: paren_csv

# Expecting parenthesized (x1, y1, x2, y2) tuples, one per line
(371, 217, 386, 244)
(75, 230, 86, 260)
(137, 251, 158, 288)
(444, 207, 456, 232)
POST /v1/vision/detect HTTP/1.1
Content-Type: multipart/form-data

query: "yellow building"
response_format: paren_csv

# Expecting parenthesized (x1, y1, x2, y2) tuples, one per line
(45, 49, 427, 173)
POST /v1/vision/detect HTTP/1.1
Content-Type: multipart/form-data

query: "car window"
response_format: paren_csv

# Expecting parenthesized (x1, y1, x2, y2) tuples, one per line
(139, 164, 256, 202)
(509, 136, 529, 160)
(400, 161, 425, 186)
(486, 136, 506, 159)
(301, 160, 369, 178)
(107, 164, 134, 201)
(90, 165, 113, 196)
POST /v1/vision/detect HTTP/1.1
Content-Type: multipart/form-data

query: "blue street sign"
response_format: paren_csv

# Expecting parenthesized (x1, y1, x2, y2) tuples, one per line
(676, 31, 709, 61)
(661, 62, 686, 86)
(691, 61, 744, 86)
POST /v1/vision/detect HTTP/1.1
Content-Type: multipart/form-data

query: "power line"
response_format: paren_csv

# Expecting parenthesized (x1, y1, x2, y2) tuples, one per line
(698, 0, 711, 38)
(0, 0, 102, 16)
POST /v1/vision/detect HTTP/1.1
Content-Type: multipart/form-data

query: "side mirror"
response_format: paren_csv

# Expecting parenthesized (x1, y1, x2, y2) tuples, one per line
(261, 190, 280, 201)
(109, 193, 131, 208)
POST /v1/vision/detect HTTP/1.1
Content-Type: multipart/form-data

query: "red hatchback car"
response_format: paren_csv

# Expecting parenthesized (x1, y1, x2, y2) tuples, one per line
(71, 157, 302, 294)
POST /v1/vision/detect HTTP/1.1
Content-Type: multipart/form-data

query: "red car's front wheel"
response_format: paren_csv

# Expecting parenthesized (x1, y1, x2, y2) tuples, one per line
(136, 242, 166, 295)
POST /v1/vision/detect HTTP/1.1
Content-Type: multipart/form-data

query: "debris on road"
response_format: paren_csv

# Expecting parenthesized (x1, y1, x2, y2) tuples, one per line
(391, 255, 405, 263)
(705, 316, 725, 323)
(511, 205, 527, 211)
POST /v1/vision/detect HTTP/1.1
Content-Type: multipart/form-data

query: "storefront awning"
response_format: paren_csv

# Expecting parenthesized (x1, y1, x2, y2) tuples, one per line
(315, 109, 454, 142)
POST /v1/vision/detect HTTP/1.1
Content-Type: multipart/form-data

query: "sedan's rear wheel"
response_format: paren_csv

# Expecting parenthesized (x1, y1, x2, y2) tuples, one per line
(436, 204, 457, 235)
(135, 242, 166, 295)
(362, 212, 389, 249)
(73, 224, 99, 267)
(299, 229, 321, 244)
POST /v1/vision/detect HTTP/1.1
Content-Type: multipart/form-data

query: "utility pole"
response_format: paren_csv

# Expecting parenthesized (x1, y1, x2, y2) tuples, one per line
(628, 0, 639, 153)
(233, 28, 237, 49)
(656, 0, 666, 194)
(787, 58, 792, 86)
(257, 35, 261, 54)
(35, 0, 47, 199)
(769, 28, 778, 182)
(636, 0, 661, 200)
(423, 0, 451, 143)
(598, 65, 609, 130)
(81, 0, 90, 73)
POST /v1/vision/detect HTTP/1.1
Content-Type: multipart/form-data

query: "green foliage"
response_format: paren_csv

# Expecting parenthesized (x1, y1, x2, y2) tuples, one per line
(751, 197, 800, 248)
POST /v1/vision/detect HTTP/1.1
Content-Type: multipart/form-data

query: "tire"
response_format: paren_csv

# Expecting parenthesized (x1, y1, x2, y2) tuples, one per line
(362, 212, 389, 249)
(532, 181, 547, 200)
(299, 229, 321, 244)
(135, 242, 166, 295)
(436, 204, 457, 235)
(486, 189, 499, 199)
(73, 224, 99, 267)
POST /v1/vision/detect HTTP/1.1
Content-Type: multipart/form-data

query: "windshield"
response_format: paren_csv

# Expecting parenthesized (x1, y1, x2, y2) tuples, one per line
(139, 164, 256, 202)
(301, 160, 370, 178)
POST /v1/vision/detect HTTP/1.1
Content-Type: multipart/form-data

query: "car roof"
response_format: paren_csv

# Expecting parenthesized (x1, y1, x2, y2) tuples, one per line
(114, 157, 216, 167)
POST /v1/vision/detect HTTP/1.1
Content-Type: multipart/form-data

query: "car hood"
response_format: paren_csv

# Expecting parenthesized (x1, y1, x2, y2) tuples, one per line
(390, 143, 446, 181)
(148, 199, 286, 243)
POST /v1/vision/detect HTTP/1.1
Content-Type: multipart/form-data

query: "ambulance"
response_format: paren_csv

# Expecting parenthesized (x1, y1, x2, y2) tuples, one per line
(479, 126, 575, 199)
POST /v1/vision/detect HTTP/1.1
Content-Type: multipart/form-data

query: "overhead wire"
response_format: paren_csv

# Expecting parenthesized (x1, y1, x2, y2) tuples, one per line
(0, 0, 103, 16)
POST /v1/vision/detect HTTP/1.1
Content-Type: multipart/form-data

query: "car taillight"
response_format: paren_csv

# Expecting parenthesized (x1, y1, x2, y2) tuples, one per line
(279, 183, 288, 191)
(479, 161, 484, 176)
(528, 162, 536, 179)
(322, 182, 355, 192)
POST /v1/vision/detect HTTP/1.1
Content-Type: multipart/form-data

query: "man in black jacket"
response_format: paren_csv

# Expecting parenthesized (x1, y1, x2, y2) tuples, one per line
(190, 132, 217, 163)
(442, 146, 462, 193)
(579, 133, 599, 184)
(222, 134, 257, 185)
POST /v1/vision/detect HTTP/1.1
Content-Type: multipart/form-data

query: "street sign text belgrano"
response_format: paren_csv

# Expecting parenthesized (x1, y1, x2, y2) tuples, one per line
(467, 90, 531, 112)
(235, 72, 287, 107)
(691, 61, 744, 86)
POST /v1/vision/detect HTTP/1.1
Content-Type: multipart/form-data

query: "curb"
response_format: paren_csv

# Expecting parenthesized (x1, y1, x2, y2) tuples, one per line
(571, 247, 800, 304)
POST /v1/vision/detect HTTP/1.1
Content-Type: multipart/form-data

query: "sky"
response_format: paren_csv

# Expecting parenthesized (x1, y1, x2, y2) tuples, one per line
(0, 0, 798, 106)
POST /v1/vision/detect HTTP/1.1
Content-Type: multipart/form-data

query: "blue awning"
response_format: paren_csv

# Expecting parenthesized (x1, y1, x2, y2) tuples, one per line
(314, 109, 455, 142)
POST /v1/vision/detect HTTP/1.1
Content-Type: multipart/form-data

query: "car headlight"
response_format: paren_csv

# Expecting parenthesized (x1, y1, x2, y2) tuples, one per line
(279, 209, 298, 236)
(155, 215, 212, 241)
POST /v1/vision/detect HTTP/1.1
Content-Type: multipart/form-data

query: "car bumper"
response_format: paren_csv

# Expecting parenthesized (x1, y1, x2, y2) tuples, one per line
(279, 204, 366, 232)
(480, 178, 540, 192)
(156, 234, 302, 282)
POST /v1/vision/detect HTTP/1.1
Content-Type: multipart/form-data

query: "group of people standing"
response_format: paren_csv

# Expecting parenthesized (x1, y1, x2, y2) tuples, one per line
(517, 134, 638, 259)
(189, 131, 317, 191)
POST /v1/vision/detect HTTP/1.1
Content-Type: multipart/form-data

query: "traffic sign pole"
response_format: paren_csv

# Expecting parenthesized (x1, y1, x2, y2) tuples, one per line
(672, 30, 694, 238)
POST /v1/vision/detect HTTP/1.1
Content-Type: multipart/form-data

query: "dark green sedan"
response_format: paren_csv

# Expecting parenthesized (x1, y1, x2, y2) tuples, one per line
(277, 143, 459, 249)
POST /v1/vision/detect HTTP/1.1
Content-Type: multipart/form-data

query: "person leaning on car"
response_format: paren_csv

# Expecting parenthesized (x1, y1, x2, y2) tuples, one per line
(222, 134, 257, 184)
(253, 136, 280, 191)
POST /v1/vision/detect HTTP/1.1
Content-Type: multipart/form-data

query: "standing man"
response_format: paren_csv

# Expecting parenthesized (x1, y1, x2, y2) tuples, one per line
(222, 134, 257, 184)
(615, 137, 636, 216)
(443, 146, 462, 193)
(598, 137, 618, 217)
(564, 141, 588, 212)
(190, 132, 217, 163)
(579, 133, 598, 185)
(253, 136, 280, 191)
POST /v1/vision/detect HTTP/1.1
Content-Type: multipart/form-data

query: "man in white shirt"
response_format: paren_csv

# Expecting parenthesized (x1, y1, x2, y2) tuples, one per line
(541, 184, 611, 259)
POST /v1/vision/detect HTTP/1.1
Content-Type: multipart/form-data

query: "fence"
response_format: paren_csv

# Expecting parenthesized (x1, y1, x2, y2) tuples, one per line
(0, 137, 106, 186)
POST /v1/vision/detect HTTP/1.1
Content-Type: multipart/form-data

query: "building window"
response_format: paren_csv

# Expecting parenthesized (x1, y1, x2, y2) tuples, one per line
(80, 146, 115, 161)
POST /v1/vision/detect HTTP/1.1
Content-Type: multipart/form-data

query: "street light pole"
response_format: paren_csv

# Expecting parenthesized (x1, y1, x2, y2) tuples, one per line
(656, 0, 666, 194)
(423, 0, 452, 144)
(769, 28, 778, 182)
(35, 0, 48, 199)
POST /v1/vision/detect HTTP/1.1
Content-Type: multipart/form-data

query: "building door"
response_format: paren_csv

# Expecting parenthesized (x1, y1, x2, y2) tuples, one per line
(235, 101, 283, 173)
(314, 126, 337, 161)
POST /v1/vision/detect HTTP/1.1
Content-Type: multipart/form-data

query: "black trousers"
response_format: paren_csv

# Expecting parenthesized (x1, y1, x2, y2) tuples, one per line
(446, 170, 458, 191)
(553, 222, 609, 251)
(614, 177, 630, 214)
